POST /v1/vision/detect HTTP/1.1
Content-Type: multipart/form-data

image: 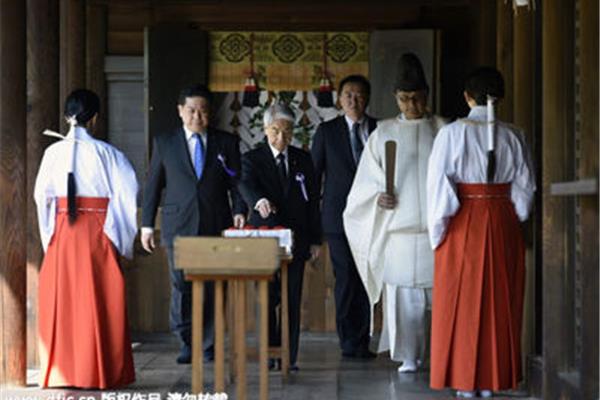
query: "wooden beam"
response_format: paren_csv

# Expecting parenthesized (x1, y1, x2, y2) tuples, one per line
(513, 8, 534, 141)
(98, 0, 470, 8)
(105, 3, 424, 55)
(471, 0, 496, 66)
(25, 0, 59, 370)
(512, 5, 535, 386)
(496, 0, 513, 121)
(0, 0, 27, 387)
(86, 3, 108, 140)
(153, 4, 421, 25)
(578, 0, 599, 397)
(541, 0, 575, 398)
(549, 179, 598, 196)
(60, 0, 86, 131)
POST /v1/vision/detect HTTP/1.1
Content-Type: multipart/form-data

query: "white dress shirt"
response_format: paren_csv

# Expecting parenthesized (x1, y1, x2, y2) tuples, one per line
(268, 143, 289, 173)
(183, 125, 208, 166)
(141, 126, 207, 236)
(255, 144, 289, 210)
(344, 115, 369, 145)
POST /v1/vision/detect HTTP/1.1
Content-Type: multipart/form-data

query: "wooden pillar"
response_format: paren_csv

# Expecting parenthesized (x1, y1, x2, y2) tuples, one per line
(578, 0, 598, 397)
(513, 10, 534, 138)
(60, 0, 85, 132)
(0, 0, 27, 387)
(470, 0, 496, 67)
(512, 4, 535, 383)
(496, 0, 513, 121)
(86, 2, 108, 141)
(541, 0, 574, 397)
(26, 0, 59, 369)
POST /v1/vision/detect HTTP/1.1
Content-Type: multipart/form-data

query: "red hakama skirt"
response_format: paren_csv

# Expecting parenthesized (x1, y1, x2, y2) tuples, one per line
(38, 197, 135, 389)
(430, 184, 525, 391)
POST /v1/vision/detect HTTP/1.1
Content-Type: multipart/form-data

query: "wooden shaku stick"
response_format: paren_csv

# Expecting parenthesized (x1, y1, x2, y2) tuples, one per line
(385, 140, 397, 196)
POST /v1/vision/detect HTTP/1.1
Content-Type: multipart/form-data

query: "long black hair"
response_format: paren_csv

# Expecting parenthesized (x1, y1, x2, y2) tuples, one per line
(465, 67, 504, 183)
(64, 89, 100, 223)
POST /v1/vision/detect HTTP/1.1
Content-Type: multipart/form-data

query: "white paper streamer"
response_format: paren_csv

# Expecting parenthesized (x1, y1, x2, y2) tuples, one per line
(486, 95, 496, 151)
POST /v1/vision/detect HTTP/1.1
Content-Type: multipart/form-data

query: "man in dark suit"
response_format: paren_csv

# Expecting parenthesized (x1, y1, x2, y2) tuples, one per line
(311, 75, 378, 359)
(239, 103, 321, 371)
(141, 84, 247, 364)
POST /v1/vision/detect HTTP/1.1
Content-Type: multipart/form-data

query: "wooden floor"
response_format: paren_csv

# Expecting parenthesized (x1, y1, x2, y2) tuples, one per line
(6, 333, 535, 400)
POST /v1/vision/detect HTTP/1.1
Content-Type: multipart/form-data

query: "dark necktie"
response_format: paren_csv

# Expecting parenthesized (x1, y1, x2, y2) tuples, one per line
(352, 122, 364, 162)
(276, 153, 287, 190)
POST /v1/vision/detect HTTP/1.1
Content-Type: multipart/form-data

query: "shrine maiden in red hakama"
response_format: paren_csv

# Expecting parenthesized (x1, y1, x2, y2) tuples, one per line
(427, 103, 535, 393)
(34, 110, 138, 389)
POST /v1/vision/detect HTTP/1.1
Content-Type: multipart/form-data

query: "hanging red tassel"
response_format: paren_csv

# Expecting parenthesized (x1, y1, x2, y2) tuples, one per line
(317, 34, 334, 108)
(242, 33, 260, 108)
(317, 77, 334, 107)
(242, 76, 260, 107)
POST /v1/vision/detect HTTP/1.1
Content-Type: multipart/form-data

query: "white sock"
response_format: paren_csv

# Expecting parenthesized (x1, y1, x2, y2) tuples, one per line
(479, 390, 493, 398)
(455, 390, 476, 398)
(397, 359, 417, 373)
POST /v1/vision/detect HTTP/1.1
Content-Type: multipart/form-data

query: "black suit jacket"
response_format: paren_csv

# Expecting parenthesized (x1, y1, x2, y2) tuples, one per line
(142, 127, 247, 246)
(311, 115, 377, 234)
(239, 144, 321, 260)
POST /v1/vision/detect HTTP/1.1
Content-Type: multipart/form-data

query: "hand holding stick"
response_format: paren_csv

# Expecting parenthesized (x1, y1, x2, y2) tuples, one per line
(378, 140, 398, 210)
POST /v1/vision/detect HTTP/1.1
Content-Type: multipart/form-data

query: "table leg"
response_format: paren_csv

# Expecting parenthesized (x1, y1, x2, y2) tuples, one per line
(281, 261, 290, 378)
(228, 280, 237, 383)
(192, 281, 204, 394)
(215, 280, 225, 393)
(259, 280, 269, 400)
(235, 280, 247, 400)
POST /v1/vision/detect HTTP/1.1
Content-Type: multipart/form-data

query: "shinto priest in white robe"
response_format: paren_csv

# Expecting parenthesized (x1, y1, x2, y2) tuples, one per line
(343, 114, 446, 363)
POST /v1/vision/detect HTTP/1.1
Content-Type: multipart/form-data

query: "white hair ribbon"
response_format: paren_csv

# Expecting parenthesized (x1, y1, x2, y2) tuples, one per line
(486, 95, 496, 152)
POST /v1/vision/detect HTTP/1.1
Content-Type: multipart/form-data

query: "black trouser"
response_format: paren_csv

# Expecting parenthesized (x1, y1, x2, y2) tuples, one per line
(268, 256, 306, 366)
(326, 233, 371, 354)
(166, 246, 214, 352)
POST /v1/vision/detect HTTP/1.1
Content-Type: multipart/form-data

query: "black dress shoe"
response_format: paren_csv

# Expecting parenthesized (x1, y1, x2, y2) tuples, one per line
(342, 348, 377, 359)
(176, 345, 192, 364)
(289, 364, 300, 372)
(354, 348, 377, 359)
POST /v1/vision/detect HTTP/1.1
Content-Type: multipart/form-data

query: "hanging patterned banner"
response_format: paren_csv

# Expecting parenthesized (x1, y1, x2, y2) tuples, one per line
(209, 31, 369, 92)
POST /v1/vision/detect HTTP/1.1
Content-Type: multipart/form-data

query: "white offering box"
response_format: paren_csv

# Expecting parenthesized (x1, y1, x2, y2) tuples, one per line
(223, 228, 293, 256)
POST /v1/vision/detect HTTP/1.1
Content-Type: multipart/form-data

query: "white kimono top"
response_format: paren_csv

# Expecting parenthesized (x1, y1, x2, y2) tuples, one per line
(343, 114, 446, 306)
(34, 126, 139, 259)
(426, 106, 536, 250)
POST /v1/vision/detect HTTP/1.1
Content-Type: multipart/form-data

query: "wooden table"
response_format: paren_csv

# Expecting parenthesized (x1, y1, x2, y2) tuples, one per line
(174, 237, 281, 400)
(227, 257, 293, 386)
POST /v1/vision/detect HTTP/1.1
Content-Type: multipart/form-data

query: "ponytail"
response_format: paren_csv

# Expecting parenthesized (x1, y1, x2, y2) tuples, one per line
(486, 95, 496, 184)
(67, 172, 77, 224)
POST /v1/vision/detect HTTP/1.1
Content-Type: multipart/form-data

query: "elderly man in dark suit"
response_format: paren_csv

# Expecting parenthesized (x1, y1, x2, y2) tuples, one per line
(311, 75, 378, 359)
(239, 103, 321, 371)
(141, 84, 247, 364)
